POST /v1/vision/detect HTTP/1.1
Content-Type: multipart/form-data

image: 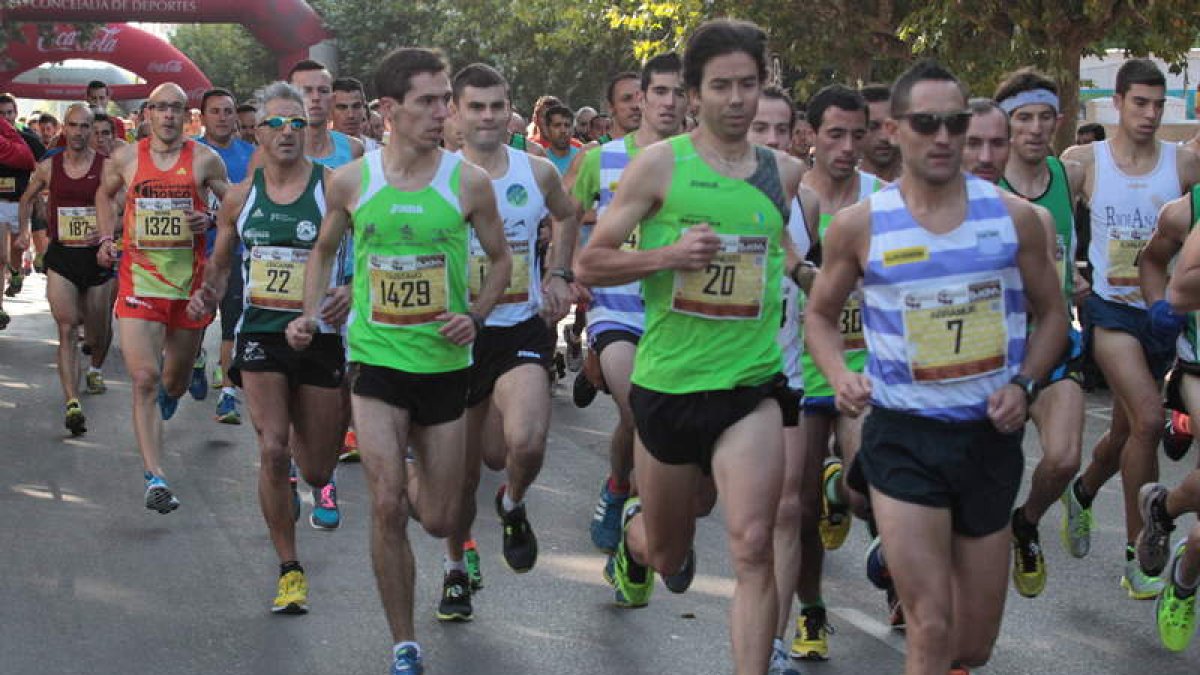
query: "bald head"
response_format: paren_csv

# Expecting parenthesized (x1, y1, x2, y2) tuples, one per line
(148, 83, 187, 104)
(145, 82, 188, 144)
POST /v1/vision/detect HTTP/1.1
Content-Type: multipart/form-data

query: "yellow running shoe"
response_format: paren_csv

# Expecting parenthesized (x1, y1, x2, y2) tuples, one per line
(64, 399, 86, 436)
(819, 457, 851, 550)
(1010, 509, 1046, 598)
(790, 606, 831, 660)
(272, 569, 309, 614)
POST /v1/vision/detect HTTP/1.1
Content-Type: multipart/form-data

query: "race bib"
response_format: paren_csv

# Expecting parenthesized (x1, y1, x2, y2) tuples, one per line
(469, 239, 529, 304)
(620, 225, 640, 252)
(134, 198, 192, 249)
(1106, 227, 1149, 288)
(247, 246, 307, 311)
(368, 253, 447, 327)
(840, 291, 865, 350)
(57, 206, 98, 248)
(0, 177, 15, 197)
(672, 233, 766, 320)
(902, 279, 1007, 382)
(1054, 233, 1068, 286)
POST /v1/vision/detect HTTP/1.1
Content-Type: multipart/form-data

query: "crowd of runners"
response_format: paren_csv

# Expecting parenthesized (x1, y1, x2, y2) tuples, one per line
(4, 16, 1200, 675)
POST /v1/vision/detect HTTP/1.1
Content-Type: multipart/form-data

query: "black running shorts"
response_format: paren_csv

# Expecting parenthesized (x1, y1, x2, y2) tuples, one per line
(231, 332, 345, 389)
(466, 315, 554, 407)
(351, 363, 468, 427)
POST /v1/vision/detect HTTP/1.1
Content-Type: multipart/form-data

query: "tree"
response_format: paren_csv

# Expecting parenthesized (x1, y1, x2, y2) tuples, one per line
(170, 23, 277, 102)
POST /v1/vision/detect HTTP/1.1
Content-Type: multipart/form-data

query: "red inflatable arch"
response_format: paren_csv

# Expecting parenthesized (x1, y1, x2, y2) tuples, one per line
(2, 0, 332, 83)
(0, 23, 212, 104)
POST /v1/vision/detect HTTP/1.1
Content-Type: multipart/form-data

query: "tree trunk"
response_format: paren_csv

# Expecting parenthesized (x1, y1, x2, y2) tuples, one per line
(1054, 42, 1086, 153)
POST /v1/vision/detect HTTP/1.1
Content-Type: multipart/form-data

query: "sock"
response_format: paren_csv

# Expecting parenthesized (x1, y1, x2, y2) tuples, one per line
(823, 468, 842, 506)
(443, 555, 466, 574)
(1125, 544, 1136, 562)
(1012, 506, 1037, 533)
(800, 599, 825, 613)
(393, 641, 421, 660)
(771, 637, 786, 656)
(607, 475, 630, 495)
(502, 489, 521, 513)
(280, 560, 303, 576)
(1073, 478, 1095, 509)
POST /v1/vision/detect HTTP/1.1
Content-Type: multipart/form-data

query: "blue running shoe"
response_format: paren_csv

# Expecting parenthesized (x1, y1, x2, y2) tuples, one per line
(215, 390, 241, 424)
(590, 480, 627, 553)
(392, 645, 423, 674)
(144, 472, 179, 514)
(189, 348, 208, 400)
(866, 536, 890, 590)
(157, 385, 179, 421)
(311, 480, 340, 530)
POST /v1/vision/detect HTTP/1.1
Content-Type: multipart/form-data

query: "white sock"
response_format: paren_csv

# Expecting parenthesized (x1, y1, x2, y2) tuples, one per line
(222, 386, 237, 397)
(393, 641, 421, 660)
(502, 489, 521, 513)
(443, 556, 466, 574)
(88, 366, 101, 375)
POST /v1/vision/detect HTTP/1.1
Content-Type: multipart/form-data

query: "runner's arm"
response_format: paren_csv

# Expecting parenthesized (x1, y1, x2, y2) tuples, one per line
(294, 161, 355, 339)
(460, 161, 512, 324)
(1009, 195, 1068, 384)
(94, 144, 130, 266)
(1168, 221, 1200, 311)
(17, 159, 50, 245)
(804, 202, 867, 387)
(1140, 196, 1189, 307)
(199, 181, 250, 301)
(0, 117, 35, 170)
(1178, 144, 1200, 193)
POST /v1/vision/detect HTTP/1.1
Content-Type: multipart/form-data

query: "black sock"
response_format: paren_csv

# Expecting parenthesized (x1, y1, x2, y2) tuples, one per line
(1125, 544, 1135, 562)
(1011, 507, 1037, 535)
(1073, 478, 1094, 509)
(280, 560, 303, 576)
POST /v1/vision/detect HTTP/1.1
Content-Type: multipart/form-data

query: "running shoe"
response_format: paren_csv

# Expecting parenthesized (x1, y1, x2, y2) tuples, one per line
(1137, 482, 1175, 577)
(1011, 510, 1047, 598)
(1163, 410, 1193, 461)
(767, 647, 802, 675)
(608, 497, 654, 608)
(464, 540, 483, 591)
(435, 570, 473, 622)
(64, 399, 86, 436)
(495, 484, 537, 572)
(865, 536, 890, 590)
(144, 472, 179, 514)
(0, 308, 8, 330)
(662, 548, 695, 594)
(886, 584, 906, 630)
(562, 324, 583, 372)
(157, 385, 179, 421)
(214, 390, 241, 424)
(1122, 555, 1167, 600)
(211, 365, 223, 387)
(85, 371, 106, 395)
(5, 270, 21, 297)
(1060, 477, 1093, 558)
(339, 429, 360, 462)
(790, 605, 832, 660)
(590, 479, 627, 553)
(553, 351, 567, 381)
(32, 252, 44, 274)
(948, 667, 970, 675)
(572, 369, 598, 408)
(392, 646, 424, 675)
(819, 456, 851, 550)
(271, 569, 309, 614)
(310, 481, 340, 530)
(1156, 539, 1198, 652)
(189, 348, 208, 400)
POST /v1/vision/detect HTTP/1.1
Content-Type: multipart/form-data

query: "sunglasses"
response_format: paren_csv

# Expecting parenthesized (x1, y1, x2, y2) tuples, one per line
(899, 111, 972, 135)
(257, 116, 308, 130)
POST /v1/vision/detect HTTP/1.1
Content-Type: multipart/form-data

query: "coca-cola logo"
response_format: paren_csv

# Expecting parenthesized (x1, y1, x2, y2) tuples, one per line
(37, 26, 121, 55)
(146, 61, 183, 73)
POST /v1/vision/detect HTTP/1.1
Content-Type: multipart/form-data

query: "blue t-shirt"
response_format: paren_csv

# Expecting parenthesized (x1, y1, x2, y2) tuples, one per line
(546, 145, 579, 175)
(196, 135, 255, 254)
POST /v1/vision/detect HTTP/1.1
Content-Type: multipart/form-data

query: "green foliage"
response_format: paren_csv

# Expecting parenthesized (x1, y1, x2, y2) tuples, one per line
(170, 23, 276, 102)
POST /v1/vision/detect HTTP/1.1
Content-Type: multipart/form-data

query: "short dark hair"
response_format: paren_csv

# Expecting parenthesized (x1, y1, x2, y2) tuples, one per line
(39, 113, 58, 124)
(1077, 122, 1106, 141)
(891, 59, 967, 118)
(641, 53, 682, 91)
(452, 63, 508, 102)
(0, 94, 15, 107)
(606, 72, 639, 105)
(92, 112, 113, 129)
(332, 77, 365, 96)
(993, 67, 1058, 106)
(807, 84, 867, 130)
(86, 80, 108, 93)
(287, 59, 329, 83)
(200, 87, 236, 111)
(859, 84, 890, 105)
(760, 85, 796, 131)
(543, 105, 573, 124)
(236, 103, 257, 114)
(683, 19, 768, 92)
(374, 48, 448, 104)
(968, 97, 1009, 133)
(1115, 58, 1166, 96)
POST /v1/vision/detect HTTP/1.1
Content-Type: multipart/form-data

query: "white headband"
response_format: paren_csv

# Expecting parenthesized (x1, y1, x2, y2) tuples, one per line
(998, 88, 1060, 114)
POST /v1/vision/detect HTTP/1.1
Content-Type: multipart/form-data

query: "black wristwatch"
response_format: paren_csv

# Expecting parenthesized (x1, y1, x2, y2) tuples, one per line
(1009, 374, 1037, 404)
(548, 267, 574, 283)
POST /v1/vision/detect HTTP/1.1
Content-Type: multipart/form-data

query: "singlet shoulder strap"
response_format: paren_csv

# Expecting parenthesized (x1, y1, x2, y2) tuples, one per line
(747, 145, 789, 225)
(356, 152, 388, 211)
(431, 150, 463, 214)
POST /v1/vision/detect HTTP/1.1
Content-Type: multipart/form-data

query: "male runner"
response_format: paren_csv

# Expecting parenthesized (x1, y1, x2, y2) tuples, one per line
(569, 53, 688, 559)
(574, 106, 598, 142)
(1062, 58, 1200, 598)
(436, 63, 580, 621)
(286, 47, 510, 675)
(0, 94, 44, 317)
(197, 87, 257, 424)
(1076, 123, 1105, 147)
(85, 80, 128, 140)
(795, 84, 885, 648)
(601, 72, 642, 143)
(91, 113, 125, 156)
(542, 105, 580, 175)
(992, 69, 1091, 598)
(95, 82, 230, 514)
(859, 84, 902, 182)
(189, 80, 345, 615)
(332, 77, 382, 152)
(578, 20, 807, 673)
(18, 104, 114, 434)
(806, 59, 1067, 675)
(237, 103, 258, 145)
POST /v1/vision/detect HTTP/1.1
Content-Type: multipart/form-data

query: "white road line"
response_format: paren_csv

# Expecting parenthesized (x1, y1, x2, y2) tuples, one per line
(829, 606, 908, 656)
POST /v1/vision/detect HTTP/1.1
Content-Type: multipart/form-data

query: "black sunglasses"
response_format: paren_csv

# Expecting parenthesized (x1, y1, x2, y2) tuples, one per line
(898, 111, 972, 135)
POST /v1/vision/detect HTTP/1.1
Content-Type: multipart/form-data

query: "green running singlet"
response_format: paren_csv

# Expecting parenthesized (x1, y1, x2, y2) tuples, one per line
(1000, 156, 1076, 306)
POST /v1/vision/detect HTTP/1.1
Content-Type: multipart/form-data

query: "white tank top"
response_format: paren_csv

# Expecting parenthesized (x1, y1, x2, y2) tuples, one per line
(778, 196, 812, 389)
(468, 146, 548, 327)
(1088, 140, 1181, 308)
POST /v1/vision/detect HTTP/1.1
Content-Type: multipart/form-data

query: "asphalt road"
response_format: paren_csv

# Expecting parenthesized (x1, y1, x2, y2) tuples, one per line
(1, 273, 1199, 675)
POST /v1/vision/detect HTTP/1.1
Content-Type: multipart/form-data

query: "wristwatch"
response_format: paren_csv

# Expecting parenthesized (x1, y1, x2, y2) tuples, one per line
(1009, 374, 1037, 404)
(548, 267, 574, 283)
